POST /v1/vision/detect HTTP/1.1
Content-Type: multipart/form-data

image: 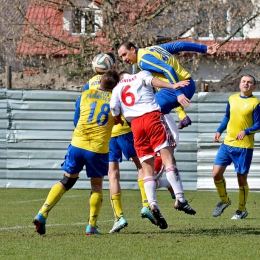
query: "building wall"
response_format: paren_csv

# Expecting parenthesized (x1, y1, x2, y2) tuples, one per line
(245, 0, 260, 38)
(0, 89, 259, 191)
(186, 59, 260, 82)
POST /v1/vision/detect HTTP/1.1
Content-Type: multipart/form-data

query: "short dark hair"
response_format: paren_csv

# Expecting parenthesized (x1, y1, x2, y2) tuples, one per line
(118, 41, 136, 51)
(241, 74, 256, 85)
(106, 52, 116, 64)
(101, 70, 120, 91)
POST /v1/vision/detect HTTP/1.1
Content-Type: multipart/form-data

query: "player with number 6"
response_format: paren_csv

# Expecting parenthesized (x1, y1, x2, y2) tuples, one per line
(110, 70, 196, 229)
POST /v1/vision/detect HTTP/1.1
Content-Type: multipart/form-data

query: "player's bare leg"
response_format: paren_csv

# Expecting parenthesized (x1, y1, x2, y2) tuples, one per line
(108, 161, 128, 233)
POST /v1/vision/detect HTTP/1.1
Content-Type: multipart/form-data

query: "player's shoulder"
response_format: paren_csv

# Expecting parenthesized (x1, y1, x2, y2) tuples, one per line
(251, 94, 259, 100)
(90, 74, 102, 81)
(137, 70, 152, 78)
(138, 46, 153, 55)
(84, 87, 110, 95)
(250, 94, 260, 106)
(229, 92, 240, 100)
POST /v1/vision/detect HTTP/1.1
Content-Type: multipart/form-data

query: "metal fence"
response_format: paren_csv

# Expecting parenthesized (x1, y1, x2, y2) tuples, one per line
(0, 89, 259, 190)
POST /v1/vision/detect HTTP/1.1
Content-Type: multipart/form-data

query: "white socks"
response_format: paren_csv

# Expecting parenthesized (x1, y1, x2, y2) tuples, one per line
(143, 176, 158, 207)
(165, 165, 185, 203)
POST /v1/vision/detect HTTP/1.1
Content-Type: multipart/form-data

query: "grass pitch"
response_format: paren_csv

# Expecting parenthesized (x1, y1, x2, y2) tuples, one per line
(0, 188, 260, 260)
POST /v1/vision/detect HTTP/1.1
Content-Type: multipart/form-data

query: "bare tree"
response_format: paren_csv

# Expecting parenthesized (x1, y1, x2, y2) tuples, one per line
(0, 0, 259, 90)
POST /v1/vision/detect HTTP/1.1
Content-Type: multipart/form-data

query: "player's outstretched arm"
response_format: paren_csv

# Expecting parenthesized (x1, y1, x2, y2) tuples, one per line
(206, 43, 220, 55)
(151, 77, 191, 108)
(173, 80, 191, 89)
(151, 77, 190, 90)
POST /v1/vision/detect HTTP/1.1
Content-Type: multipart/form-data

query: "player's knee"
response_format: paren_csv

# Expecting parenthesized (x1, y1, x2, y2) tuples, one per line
(60, 174, 78, 190)
(108, 169, 120, 180)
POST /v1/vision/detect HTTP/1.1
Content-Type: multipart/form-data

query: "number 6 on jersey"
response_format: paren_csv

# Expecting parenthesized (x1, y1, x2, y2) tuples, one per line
(122, 85, 135, 106)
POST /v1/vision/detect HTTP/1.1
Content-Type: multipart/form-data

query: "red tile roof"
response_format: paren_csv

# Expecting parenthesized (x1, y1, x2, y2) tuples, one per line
(16, 2, 80, 56)
(177, 38, 260, 56)
(17, 1, 260, 57)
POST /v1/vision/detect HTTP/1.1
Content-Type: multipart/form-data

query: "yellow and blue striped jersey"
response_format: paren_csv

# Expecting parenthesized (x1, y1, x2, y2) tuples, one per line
(71, 88, 115, 153)
(136, 41, 207, 95)
(217, 93, 260, 149)
(137, 46, 191, 83)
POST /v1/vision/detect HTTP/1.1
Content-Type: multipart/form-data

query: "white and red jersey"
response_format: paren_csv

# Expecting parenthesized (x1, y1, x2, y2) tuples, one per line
(110, 71, 160, 122)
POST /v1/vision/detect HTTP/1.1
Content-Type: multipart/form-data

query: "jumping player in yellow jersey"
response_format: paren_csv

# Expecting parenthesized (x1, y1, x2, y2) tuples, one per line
(212, 74, 260, 220)
(32, 70, 120, 235)
(117, 41, 219, 129)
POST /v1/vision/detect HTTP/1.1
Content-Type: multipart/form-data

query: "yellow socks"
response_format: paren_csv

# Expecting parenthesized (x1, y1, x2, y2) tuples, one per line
(39, 183, 66, 219)
(110, 193, 123, 220)
(89, 191, 103, 227)
(214, 177, 229, 203)
(174, 106, 187, 120)
(138, 179, 149, 208)
(238, 184, 248, 212)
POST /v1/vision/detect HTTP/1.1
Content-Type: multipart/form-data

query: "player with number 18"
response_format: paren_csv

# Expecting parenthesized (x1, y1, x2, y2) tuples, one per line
(32, 70, 120, 236)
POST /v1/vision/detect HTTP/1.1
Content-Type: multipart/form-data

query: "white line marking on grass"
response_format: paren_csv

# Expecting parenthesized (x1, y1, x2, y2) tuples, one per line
(10, 191, 172, 204)
(0, 226, 31, 231)
(10, 195, 86, 204)
(0, 218, 136, 232)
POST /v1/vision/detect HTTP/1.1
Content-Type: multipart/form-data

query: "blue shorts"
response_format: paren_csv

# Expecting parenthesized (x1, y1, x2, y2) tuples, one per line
(61, 144, 108, 178)
(214, 144, 253, 174)
(155, 78, 196, 114)
(109, 132, 137, 162)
